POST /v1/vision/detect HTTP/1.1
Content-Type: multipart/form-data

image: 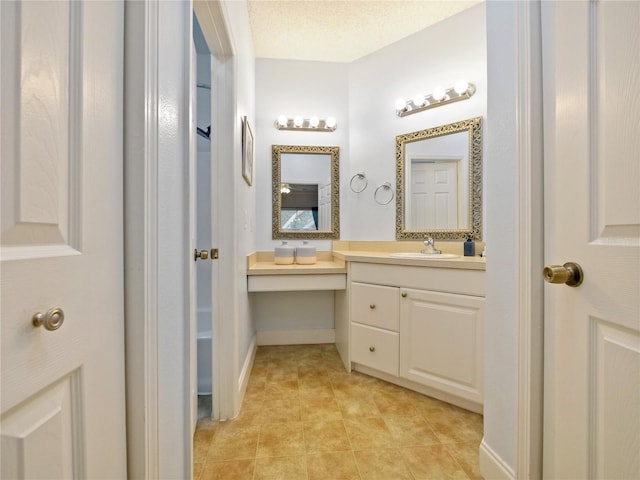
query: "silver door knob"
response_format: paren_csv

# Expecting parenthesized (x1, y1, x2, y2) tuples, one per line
(32, 307, 65, 331)
(194, 249, 209, 261)
(543, 262, 584, 287)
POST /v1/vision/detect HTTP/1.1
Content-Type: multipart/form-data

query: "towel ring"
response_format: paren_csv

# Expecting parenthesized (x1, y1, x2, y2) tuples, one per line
(349, 172, 368, 193)
(374, 182, 395, 205)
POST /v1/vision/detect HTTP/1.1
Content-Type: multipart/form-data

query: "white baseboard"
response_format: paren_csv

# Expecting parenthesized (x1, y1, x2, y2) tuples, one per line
(236, 335, 257, 415)
(256, 329, 335, 346)
(479, 439, 516, 480)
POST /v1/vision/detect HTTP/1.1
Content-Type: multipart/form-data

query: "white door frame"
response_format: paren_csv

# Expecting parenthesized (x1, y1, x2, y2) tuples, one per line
(123, 0, 235, 478)
(481, 1, 544, 479)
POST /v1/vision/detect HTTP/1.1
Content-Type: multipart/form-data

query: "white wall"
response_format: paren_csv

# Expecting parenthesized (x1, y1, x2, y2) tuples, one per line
(255, 59, 350, 252)
(347, 4, 486, 240)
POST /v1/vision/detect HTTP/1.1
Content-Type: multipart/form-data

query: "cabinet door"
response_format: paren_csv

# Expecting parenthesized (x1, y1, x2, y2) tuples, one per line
(400, 289, 484, 404)
(351, 282, 399, 331)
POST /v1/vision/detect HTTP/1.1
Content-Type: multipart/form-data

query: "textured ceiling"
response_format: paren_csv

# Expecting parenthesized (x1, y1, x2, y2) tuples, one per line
(247, 0, 482, 63)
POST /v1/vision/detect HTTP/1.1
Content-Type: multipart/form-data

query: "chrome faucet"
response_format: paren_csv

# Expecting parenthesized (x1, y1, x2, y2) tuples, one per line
(421, 235, 441, 254)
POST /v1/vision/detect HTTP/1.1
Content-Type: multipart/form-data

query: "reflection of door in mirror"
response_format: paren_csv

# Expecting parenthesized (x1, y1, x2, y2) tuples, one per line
(281, 153, 331, 231)
(404, 131, 469, 230)
(408, 159, 461, 229)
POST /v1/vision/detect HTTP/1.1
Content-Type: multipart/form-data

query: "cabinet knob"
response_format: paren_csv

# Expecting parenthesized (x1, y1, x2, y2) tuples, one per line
(401, 292, 407, 298)
(369, 304, 376, 309)
(32, 307, 65, 331)
(369, 346, 375, 352)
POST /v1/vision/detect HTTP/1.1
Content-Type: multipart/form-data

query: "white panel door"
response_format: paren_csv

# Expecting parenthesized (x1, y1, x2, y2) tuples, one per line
(542, 1, 640, 478)
(1, 1, 126, 478)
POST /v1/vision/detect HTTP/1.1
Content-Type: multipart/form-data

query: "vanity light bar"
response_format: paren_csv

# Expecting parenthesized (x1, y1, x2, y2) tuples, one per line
(274, 115, 337, 132)
(395, 81, 476, 117)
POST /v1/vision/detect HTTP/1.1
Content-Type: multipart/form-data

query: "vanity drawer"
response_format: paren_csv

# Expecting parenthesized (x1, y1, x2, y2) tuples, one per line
(351, 322, 399, 376)
(351, 282, 399, 331)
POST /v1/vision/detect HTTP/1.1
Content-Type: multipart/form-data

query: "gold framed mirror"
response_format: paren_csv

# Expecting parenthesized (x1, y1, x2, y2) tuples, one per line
(396, 117, 482, 240)
(272, 145, 340, 239)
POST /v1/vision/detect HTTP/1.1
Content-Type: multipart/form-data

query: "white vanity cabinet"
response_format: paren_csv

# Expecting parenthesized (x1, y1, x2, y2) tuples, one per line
(348, 261, 485, 410)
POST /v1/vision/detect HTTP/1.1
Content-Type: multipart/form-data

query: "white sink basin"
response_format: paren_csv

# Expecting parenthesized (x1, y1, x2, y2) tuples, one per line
(388, 252, 459, 259)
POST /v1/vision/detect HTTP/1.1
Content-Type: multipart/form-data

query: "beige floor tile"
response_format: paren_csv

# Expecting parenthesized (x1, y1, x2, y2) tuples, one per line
(194, 428, 216, 463)
(336, 393, 381, 419)
(299, 380, 335, 398)
(300, 395, 343, 422)
(232, 404, 262, 427)
(257, 422, 305, 457)
(372, 390, 420, 416)
(383, 414, 441, 447)
(264, 378, 299, 399)
(260, 397, 301, 424)
(208, 424, 260, 461)
(200, 459, 255, 480)
(401, 444, 470, 479)
(353, 448, 413, 479)
(344, 417, 394, 450)
(424, 405, 483, 445)
(446, 442, 483, 480)
(254, 455, 307, 480)
(303, 420, 352, 453)
(193, 462, 204, 480)
(306, 451, 361, 480)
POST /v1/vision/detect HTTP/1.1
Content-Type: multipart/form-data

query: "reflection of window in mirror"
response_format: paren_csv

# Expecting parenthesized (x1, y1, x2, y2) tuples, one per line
(281, 183, 319, 230)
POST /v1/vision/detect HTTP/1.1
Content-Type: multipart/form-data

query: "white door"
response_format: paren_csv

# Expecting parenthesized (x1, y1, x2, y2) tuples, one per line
(542, 1, 640, 478)
(1, 1, 127, 478)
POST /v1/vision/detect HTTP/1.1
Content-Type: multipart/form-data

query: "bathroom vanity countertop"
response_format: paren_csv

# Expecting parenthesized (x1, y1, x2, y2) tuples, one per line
(331, 241, 486, 271)
(247, 251, 346, 276)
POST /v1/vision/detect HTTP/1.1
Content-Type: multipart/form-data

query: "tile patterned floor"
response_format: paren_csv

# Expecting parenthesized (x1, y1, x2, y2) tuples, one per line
(194, 344, 483, 480)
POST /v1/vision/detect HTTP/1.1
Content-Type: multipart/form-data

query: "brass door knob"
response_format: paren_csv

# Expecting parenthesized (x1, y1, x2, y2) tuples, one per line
(32, 307, 65, 331)
(194, 249, 209, 261)
(543, 262, 584, 287)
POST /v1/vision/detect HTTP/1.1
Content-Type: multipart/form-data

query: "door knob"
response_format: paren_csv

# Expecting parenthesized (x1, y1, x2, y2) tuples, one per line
(543, 262, 584, 287)
(32, 307, 65, 331)
(194, 249, 209, 261)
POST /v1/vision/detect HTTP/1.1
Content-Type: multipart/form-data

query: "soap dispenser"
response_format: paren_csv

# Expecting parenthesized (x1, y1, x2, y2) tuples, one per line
(463, 236, 475, 257)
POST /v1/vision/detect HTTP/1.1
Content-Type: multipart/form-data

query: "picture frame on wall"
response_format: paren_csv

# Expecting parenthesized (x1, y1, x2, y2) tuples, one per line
(242, 116, 254, 186)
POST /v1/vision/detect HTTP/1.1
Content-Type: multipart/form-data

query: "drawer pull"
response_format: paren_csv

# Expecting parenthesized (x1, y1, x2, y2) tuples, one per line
(369, 304, 376, 309)
(369, 346, 375, 352)
(401, 292, 407, 298)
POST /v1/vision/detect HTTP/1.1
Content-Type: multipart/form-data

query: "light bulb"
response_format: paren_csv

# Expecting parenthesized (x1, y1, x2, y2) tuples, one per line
(432, 87, 446, 101)
(413, 94, 426, 107)
(454, 80, 469, 95)
(277, 115, 288, 127)
(309, 116, 320, 128)
(394, 98, 407, 111)
(325, 117, 336, 129)
(293, 116, 303, 127)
